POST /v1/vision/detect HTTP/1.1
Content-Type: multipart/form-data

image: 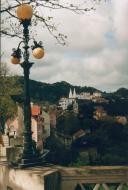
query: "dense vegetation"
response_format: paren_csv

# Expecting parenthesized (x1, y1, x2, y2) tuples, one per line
(28, 79, 98, 103)
(52, 101, 128, 166)
(2, 75, 128, 105)
(4, 76, 128, 104)
(1, 71, 128, 166)
(0, 63, 22, 132)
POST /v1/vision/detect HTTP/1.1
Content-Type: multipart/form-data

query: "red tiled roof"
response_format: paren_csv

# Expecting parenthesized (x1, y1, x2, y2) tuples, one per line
(96, 109, 106, 113)
(31, 105, 41, 116)
(96, 107, 106, 113)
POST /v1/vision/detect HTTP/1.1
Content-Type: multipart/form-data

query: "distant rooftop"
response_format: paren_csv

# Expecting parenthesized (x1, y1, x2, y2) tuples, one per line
(31, 105, 41, 116)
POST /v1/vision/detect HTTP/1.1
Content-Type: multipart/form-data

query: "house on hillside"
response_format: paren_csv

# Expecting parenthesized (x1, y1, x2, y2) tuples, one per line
(58, 97, 69, 110)
(58, 88, 77, 110)
(116, 116, 127, 125)
(92, 91, 102, 98)
(73, 101, 79, 114)
(93, 106, 107, 120)
(5, 103, 50, 149)
(31, 104, 43, 147)
(49, 106, 57, 129)
(5, 103, 24, 137)
(77, 92, 91, 100)
(92, 97, 109, 103)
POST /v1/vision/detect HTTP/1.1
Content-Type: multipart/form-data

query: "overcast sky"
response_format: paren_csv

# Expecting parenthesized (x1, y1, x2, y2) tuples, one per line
(1, 0, 128, 92)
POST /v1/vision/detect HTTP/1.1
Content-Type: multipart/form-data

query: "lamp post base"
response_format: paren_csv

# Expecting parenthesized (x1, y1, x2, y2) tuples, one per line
(18, 157, 44, 168)
(18, 149, 49, 168)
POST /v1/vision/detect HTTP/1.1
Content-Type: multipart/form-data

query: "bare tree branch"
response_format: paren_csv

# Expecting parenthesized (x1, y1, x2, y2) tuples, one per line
(34, 13, 67, 45)
(1, 4, 20, 13)
(6, 10, 18, 19)
(0, 30, 23, 39)
(1, 0, 97, 44)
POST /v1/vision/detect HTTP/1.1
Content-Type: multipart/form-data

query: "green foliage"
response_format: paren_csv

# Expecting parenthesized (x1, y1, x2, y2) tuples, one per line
(0, 71, 128, 166)
(3, 76, 128, 108)
(70, 117, 128, 166)
(89, 121, 128, 165)
(44, 135, 75, 166)
(71, 158, 88, 167)
(28, 80, 97, 103)
(78, 101, 94, 119)
(114, 88, 128, 98)
(103, 99, 128, 116)
(0, 66, 22, 131)
(57, 111, 81, 135)
(0, 76, 22, 116)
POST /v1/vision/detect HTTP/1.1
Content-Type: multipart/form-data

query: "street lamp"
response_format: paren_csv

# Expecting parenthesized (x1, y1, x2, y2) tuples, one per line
(10, 3, 45, 167)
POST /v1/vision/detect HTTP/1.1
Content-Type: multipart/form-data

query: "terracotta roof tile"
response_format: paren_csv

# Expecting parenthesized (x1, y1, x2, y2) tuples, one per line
(31, 105, 41, 116)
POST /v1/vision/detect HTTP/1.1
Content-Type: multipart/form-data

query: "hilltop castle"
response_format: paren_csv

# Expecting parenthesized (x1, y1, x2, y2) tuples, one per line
(69, 88, 77, 99)
(59, 88, 78, 110)
(58, 88, 107, 110)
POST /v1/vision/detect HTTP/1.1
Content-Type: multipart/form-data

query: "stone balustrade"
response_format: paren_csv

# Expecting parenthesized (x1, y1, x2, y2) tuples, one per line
(0, 162, 128, 190)
(57, 166, 128, 190)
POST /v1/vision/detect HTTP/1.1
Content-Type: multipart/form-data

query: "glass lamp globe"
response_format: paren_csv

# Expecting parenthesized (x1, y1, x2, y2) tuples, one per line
(11, 56, 20, 64)
(32, 48, 45, 59)
(16, 4, 33, 20)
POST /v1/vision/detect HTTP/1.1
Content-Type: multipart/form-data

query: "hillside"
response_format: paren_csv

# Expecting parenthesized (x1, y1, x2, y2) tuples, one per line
(114, 88, 128, 98)
(17, 77, 98, 103)
(3, 76, 128, 104)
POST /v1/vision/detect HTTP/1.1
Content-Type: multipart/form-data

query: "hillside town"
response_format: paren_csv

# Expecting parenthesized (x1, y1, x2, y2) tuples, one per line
(58, 88, 109, 110)
(1, 86, 128, 167)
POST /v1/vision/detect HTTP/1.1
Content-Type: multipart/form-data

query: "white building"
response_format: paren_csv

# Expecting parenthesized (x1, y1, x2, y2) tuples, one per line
(73, 101, 79, 113)
(58, 88, 104, 110)
(59, 97, 69, 110)
(93, 91, 102, 98)
(72, 88, 77, 99)
(59, 88, 77, 110)
(77, 92, 91, 100)
(69, 88, 73, 99)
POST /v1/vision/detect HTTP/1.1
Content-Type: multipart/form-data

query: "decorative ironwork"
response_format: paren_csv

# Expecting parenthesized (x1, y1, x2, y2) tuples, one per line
(31, 40, 44, 50)
(11, 48, 22, 59)
(75, 183, 128, 190)
(11, 4, 47, 167)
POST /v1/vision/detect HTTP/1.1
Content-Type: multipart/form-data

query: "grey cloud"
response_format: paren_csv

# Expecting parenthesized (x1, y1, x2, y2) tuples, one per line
(1, 0, 128, 91)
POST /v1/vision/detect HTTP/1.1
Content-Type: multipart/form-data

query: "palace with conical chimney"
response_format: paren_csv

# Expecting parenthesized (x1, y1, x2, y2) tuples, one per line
(58, 88, 108, 110)
(59, 88, 77, 110)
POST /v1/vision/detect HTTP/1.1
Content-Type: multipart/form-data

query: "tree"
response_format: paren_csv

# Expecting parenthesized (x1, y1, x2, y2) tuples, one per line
(0, 62, 22, 132)
(89, 120, 128, 165)
(44, 135, 71, 165)
(57, 111, 81, 135)
(1, 0, 96, 45)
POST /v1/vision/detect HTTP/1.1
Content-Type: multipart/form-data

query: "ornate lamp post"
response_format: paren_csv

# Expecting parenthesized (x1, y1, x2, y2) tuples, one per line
(10, 3, 45, 167)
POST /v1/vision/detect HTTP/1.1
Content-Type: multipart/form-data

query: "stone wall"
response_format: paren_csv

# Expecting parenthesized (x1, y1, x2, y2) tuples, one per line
(0, 164, 59, 190)
(0, 164, 128, 190)
(57, 166, 128, 190)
